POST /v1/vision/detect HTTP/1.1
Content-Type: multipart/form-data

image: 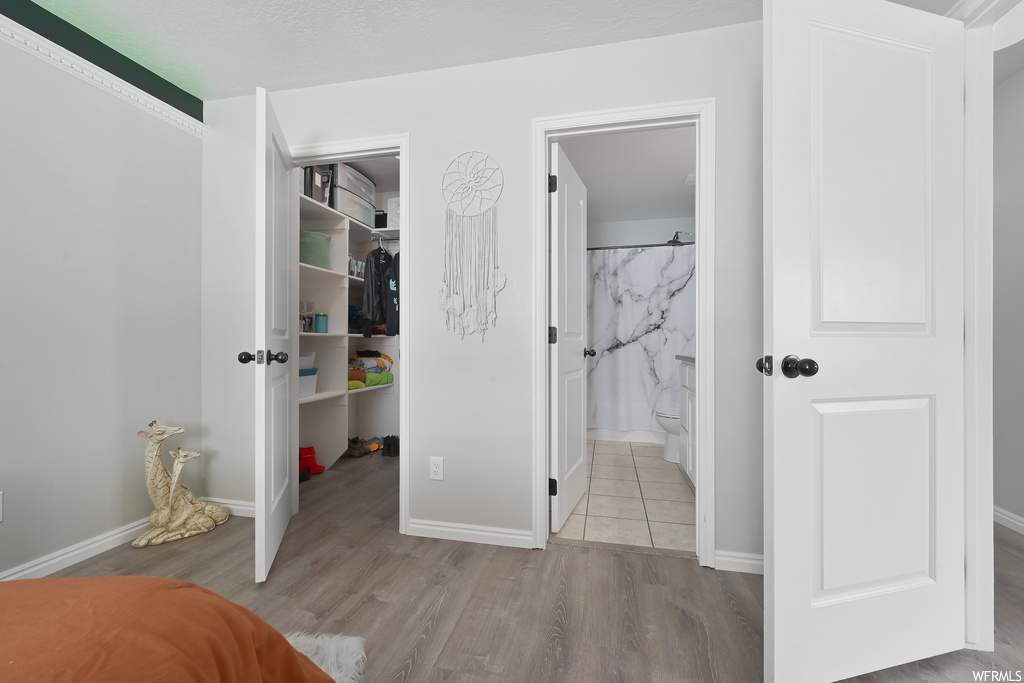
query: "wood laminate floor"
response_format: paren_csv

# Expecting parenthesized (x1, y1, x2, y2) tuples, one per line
(54, 454, 1024, 682)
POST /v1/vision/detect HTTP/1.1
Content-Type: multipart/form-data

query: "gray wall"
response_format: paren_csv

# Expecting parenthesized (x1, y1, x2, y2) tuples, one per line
(270, 21, 765, 558)
(994, 65, 1024, 525)
(0, 36, 203, 574)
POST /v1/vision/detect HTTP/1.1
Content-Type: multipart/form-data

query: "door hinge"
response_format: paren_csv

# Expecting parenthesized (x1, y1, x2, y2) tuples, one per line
(548, 326, 557, 344)
(548, 175, 557, 193)
(549, 478, 557, 496)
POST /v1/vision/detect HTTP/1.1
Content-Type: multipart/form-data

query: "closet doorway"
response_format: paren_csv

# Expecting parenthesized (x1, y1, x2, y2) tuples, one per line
(292, 135, 411, 534)
(534, 101, 716, 566)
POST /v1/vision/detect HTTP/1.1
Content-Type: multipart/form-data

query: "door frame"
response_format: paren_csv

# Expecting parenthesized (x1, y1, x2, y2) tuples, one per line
(532, 99, 717, 565)
(288, 133, 411, 535)
(942, 0, 1023, 650)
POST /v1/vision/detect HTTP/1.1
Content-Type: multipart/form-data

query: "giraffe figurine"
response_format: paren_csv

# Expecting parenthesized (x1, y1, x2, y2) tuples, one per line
(132, 421, 229, 548)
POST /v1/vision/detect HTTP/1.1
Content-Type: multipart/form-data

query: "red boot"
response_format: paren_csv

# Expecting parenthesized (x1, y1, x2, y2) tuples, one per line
(298, 446, 325, 476)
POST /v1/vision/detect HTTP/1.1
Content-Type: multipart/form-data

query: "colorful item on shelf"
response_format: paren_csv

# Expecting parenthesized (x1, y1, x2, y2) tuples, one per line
(299, 230, 331, 270)
(364, 371, 394, 387)
(348, 353, 393, 372)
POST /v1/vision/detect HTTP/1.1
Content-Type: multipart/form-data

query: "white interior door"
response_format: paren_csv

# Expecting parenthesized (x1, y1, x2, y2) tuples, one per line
(550, 142, 589, 532)
(254, 87, 298, 582)
(764, 1, 965, 680)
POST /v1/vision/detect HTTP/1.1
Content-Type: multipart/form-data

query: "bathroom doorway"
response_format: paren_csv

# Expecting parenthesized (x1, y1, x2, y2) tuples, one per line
(536, 100, 717, 566)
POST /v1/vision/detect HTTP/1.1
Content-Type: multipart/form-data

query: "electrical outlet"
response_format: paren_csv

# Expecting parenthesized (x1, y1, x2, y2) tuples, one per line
(429, 457, 443, 481)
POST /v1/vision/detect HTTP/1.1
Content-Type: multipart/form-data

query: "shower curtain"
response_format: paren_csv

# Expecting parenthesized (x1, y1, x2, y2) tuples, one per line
(587, 245, 696, 432)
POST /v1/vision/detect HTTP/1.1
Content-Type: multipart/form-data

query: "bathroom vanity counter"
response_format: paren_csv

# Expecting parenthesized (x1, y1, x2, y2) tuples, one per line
(675, 354, 695, 366)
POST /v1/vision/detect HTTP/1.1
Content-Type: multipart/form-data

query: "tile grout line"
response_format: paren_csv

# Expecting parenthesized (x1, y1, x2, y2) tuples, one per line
(629, 442, 656, 548)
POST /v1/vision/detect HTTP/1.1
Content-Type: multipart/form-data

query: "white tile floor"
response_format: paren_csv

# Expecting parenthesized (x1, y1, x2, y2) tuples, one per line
(555, 440, 696, 553)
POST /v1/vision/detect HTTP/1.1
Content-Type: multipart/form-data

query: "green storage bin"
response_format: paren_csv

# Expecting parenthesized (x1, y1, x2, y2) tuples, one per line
(300, 230, 331, 270)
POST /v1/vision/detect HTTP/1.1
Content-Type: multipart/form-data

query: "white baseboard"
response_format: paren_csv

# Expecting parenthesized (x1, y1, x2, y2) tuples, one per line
(206, 498, 255, 518)
(407, 518, 537, 549)
(0, 498, 254, 582)
(994, 506, 1024, 536)
(0, 517, 151, 581)
(715, 549, 764, 575)
(587, 428, 664, 444)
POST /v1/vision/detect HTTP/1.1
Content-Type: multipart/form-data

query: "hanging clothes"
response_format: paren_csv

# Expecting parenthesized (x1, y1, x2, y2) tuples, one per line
(362, 246, 393, 336)
(385, 252, 399, 336)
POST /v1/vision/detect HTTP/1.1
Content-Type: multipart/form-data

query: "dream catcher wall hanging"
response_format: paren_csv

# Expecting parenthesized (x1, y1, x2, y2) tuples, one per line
(439, 151, 506, 339)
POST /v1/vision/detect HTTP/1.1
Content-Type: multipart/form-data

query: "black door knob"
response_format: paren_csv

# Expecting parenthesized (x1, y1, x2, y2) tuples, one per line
(267, 351, 289, 364)
(238, 352, 255, 364)
(584, 348, 596, 358)
(781, 355, 818, 378)
(756, 355, 773, 376)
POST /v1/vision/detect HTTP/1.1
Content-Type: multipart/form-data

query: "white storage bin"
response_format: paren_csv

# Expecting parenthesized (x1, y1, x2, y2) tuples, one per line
(332, 186, 374, 226)
(299, 352, 316, 370)
(299, 368, 318, 398)
(333, 163, 375, 205)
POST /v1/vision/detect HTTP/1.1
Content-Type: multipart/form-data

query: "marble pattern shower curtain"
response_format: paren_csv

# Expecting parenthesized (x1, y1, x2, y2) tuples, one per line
(587, 245, 696, 432)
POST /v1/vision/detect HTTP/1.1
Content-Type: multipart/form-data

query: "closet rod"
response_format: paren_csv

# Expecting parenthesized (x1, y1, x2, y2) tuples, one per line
(586, 241, 693, 251)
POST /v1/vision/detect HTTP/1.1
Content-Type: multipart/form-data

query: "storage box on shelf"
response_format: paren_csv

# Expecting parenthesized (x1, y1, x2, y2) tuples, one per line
(332, 186, 375, 226)
(332, 163, 375, 205)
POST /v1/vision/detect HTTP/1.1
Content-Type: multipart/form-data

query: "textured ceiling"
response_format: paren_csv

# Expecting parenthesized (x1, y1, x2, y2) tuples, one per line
(29, 0, 763, 101)
(559, 126, 696, 223)
(25, 0, 991, 226)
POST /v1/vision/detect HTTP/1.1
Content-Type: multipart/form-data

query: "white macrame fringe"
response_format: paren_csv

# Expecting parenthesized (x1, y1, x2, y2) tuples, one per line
(440, 206, 506, 338)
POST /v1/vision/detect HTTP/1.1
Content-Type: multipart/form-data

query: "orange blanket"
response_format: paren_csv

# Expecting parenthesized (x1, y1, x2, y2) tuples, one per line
(0, 575, 333, 682)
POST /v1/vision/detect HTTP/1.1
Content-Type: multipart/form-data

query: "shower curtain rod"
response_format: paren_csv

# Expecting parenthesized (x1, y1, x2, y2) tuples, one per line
(586, 241, 694, 251)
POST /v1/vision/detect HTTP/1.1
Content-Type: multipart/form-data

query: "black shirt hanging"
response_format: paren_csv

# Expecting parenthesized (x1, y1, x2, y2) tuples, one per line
(362, 245, 393, 336)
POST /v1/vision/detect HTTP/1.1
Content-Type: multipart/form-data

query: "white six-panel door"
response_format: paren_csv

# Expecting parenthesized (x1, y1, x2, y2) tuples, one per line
(550, 143, 589, 533)
(255, 87, 298, 583)
(764, 1, 965, 680)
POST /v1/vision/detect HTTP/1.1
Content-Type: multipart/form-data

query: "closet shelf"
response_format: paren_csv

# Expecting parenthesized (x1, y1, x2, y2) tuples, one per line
(349, 384, 394, 395)
(299, 195, 351, 231)
(348, 216, 400, 241)
(301, 262, 348, 283)
(300, 331, 348, 338)
(298, 390, 347, 406)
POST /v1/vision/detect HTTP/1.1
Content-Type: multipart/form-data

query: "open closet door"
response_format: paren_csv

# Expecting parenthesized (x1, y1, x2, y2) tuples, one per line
(763, 1, 967, 680)
(549, 142, 588, 532)
(254, 87, 298, 583)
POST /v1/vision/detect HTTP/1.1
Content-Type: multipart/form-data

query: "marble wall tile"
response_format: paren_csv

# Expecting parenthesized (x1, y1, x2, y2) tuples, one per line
(587, 245, 695, 432)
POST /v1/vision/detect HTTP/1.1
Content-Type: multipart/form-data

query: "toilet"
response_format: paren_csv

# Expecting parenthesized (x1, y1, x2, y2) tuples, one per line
(655, 406, 682, 463)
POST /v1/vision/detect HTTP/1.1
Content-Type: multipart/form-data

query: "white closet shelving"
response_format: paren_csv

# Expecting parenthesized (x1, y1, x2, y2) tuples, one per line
(297, 159, 400, 468)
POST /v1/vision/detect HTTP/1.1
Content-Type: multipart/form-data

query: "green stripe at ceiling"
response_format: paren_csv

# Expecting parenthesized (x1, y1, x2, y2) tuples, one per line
(1, 0, 203, 122)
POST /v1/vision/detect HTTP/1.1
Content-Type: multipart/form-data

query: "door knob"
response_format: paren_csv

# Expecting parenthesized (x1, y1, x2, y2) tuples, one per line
(267, 351, 289, 364)
(238, 352, 255, 364)
(756, 355, 773, 376)
(781, 355, 818, 378)
(584, 348, 596, 358)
